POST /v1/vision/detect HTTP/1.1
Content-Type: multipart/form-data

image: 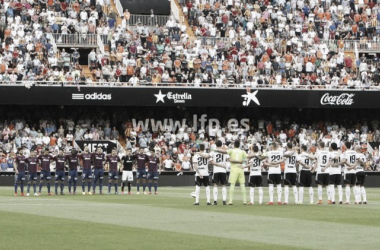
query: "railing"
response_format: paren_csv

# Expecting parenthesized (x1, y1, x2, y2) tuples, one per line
(49, 33, 98, 46)
(171, 0, 184, 24)
(129, 14, 171, 26)
(114, 0, 123, 17)
(2, 82, 380, 91)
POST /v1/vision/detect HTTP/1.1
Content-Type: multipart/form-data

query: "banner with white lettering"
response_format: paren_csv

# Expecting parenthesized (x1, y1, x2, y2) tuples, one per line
(74, 140, 118, 154)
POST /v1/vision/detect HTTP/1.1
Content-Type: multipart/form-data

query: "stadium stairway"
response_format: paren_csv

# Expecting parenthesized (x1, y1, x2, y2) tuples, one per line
(173, 0, 195, 38)
(110, 0, 122, 26)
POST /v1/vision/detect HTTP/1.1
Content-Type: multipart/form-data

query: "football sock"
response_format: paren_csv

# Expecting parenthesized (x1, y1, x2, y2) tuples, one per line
(309, 187, 314, 203)
(47, 183, 50, 193)
(277, 185, 282, 202)
(195, 185, 200, 203)
(154, 183, 158, 192)
(14, 183, 18, 193)
(258, 187, 263, 204)
(114, 183, 118, 193)
(293, 186, 298, 204)
(121, 182, 125, 192)
(338, 185, 343, 202)
(299, 187, 304, 203)
(213, 186, 218, 202)
(206, 186, 210, 203)
(148, 183, 152, 192)
(329, 185, 335, 202)
(60, 183, 64, 193)
(222, 187, 227, 201)
(345, 186, 350, 202)
(318, 185, 322, 200)
(20, 182, 24, 193)
(284, 186, 289, 203)
(128, 182, 131, 192)
(268, 184, 274, 203)
(241, 185, 246, 203)
(229, 184, 235, 203)
(361, 186, 367, 202)
(55, 183, 58, 193)
(250, 187, 254, 203)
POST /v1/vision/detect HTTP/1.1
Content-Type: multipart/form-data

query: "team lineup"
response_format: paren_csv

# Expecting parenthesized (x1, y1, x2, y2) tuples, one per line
(11, 139, 369, 206)
(193, 140, 369, 206)
(12, 147, 162, 196)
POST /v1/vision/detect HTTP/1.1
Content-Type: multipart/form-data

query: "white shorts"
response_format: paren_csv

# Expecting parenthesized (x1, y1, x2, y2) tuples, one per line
(122, 171, 133, 182)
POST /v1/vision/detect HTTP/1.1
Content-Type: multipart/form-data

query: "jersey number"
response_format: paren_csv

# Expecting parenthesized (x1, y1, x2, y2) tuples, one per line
(271, 155, 281, 161)
(216, 154, 224, 163)
(198, 158, 208, 166)
(322, 155, 327, 164)
(350, 155, 356, 164)
(289, 156, 296, 165)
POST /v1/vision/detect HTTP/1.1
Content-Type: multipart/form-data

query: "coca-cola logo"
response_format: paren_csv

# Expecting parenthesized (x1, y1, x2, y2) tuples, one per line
(320, 93, 355, 106)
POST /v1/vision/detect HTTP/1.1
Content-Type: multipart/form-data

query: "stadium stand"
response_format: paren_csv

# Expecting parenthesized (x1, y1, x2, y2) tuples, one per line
(0, 0, 380, 88)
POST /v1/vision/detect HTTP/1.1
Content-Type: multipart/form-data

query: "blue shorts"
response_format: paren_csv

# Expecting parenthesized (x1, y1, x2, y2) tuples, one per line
(15, 172, 26, 183)
(40, 171, 52, 181)
(82, 169, 93, 180)
(55, 171, 65, 182)
(109, 171, 118, 180)
(147, 172, 159, 180)
(94, 169, 104, 181)
(28, 173, 38, 181)
(136, 169, 147, 179)
(68, 170, 78, 182)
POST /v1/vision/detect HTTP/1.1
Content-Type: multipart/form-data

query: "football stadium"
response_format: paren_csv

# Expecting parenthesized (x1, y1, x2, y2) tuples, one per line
(1, 0, 380, 249)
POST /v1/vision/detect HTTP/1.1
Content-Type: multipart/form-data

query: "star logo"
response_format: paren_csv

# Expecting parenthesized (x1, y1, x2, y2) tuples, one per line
(154, 90, 166, 103)
(242, 90, 260, 106)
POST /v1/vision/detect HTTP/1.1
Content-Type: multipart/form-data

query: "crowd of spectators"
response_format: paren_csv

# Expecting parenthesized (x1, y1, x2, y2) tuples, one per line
(1, 106, 380, 171)
(1, 0, 380, 88)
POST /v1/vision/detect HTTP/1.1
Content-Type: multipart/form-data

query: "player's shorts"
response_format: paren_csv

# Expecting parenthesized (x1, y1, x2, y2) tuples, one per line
(299, 170, 312, 187)
(229, 168, 245, 184)
(344, 173, 356, 185)
(68, 170, 78, 182)
(329, 174, 342, 186)
(212, 172, 227, 185)
(108, 171, 119, 180)
(40, 170, 52, 181)
(195, 176, 210, 187)
(93, 169, 104, 181)
(356, 172, 366, 186)
(248, 175, 263, 187)
(55, 171, 65, 182)
(82, 169, 93, 180)
(28, 173, 38, 181)
(15, 172, 26, 183)
(268, 173, 281, 185)
(147, 172, 159, 180)
(122, 171, 133, 182)
(284, 173, 297, 186)
(316, 173, 330, 186)
(136, 169, 147, 179)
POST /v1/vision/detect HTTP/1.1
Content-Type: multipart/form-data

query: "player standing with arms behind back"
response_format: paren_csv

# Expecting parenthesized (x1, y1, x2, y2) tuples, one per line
(121, 149, 134, 194)
(38, 149, 54, 196)
(80, 147, 93, 195)
(147, 149, 161, 195)
(193, 144, 211, 205)
(67, 149, 80, 195)
(92, 148, 106, 194)
(53, 150, 66, 195)
(14, 149, 27, 196)
(105, 149, 121, 194)
(25, 151, 39, 196)
(134, 148, 148, 195)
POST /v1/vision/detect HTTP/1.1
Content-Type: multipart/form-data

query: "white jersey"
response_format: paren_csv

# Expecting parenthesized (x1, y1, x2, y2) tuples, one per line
(328, 151, 342, 175)
(297, 152, 313, 171)
(249, 156, 262, 176)
(315, 149, 330, 174)
(284, 151, 297, 174)
(266, 150, 283, 174)
(210, 151, 228, 173)
(355, 153, 366, 173)
(193, 153, 209, 176)
(343, 149, 357, 174)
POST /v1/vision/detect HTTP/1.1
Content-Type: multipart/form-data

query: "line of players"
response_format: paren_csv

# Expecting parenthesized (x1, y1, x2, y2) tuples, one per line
(192, 140, 369, 205)
(13, 146, 162, 196)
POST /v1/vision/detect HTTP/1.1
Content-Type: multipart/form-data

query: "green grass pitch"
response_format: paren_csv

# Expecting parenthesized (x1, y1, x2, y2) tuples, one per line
(0, 186, 379, 250)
